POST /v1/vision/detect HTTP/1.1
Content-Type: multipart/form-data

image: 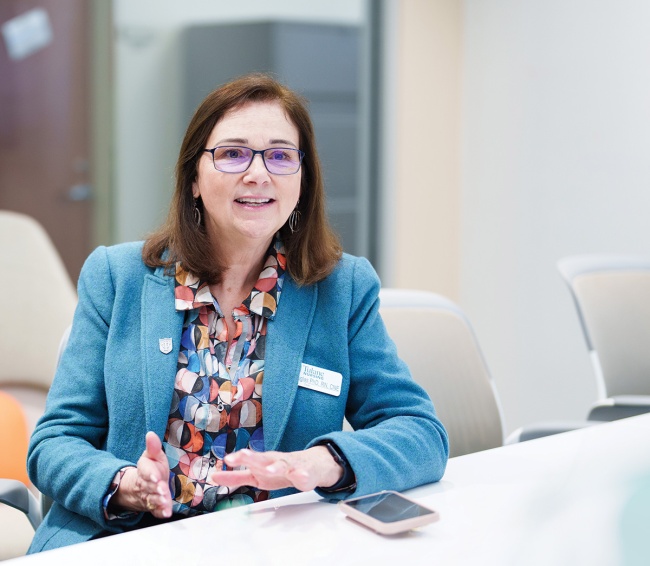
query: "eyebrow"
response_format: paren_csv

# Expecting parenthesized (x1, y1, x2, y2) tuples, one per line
(214, 137, 298, 148)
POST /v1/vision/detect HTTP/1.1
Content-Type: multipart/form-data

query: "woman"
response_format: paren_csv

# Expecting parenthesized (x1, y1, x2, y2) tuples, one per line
(27, 73, 448, 552)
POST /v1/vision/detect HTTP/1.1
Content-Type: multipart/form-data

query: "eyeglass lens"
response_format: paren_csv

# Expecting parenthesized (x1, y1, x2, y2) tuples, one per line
(212, 146, 302, 175)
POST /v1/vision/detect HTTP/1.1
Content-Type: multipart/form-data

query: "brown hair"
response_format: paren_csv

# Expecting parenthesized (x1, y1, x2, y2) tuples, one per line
(142, 73, 342, 286)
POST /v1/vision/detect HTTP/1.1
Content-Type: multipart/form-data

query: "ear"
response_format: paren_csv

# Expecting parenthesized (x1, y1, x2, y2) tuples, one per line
(192, 181, 200, 199)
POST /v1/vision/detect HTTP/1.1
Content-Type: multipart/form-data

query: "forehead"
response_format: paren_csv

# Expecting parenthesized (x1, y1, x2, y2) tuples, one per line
(209, 100, 299, 144)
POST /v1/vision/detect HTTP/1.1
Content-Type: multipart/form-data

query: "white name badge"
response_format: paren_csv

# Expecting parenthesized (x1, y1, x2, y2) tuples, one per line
(298, 363, 342, 397)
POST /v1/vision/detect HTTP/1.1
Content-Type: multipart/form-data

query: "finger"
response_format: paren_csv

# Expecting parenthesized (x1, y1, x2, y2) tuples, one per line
(155, 505, 172, 519)
(224, 449, 272, 468)
(210, 470, 256, 489)
(145, 474, 172, 500)
(139, 433, 169, 485)
(145, 494, 173, 518)
(154, 479, 169, 495)
(224, 448, 288, 470)
(136, 463, 163, 488)
(224, 454, 289, 479)
(144, 431, 163, 460)
(141, 477, 168, 496)
(145, 494, 157, 512)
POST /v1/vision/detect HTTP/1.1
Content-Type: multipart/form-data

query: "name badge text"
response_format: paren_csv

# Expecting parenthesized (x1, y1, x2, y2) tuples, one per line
(298, 363, 342, 397)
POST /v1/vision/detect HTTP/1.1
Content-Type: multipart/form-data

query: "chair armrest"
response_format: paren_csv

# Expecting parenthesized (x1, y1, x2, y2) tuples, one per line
(0, 479, 42, 530)
(505, 420, 600, 444)
(588, 397, 650, 422)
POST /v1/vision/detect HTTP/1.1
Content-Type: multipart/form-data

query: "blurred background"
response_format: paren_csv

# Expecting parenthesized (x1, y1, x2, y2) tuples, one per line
(2, 0, 650, 437)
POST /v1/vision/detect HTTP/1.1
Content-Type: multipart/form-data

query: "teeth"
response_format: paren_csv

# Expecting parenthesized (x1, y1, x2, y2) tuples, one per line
(237, 198, 271, 204)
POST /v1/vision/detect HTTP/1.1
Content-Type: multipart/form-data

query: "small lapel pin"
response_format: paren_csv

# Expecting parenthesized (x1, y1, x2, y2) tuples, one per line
(159, 337, 173, 354)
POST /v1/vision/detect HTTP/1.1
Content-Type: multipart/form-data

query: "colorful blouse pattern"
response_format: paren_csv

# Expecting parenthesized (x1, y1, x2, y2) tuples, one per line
(163, 238, 285, 516)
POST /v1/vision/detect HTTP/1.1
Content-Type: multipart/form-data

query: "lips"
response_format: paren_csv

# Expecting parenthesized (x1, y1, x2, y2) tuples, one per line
(235, 197, 273, 206)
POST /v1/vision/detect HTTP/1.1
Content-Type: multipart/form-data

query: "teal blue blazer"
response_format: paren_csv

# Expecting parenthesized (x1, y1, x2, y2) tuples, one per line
(27, 243, 448, 552)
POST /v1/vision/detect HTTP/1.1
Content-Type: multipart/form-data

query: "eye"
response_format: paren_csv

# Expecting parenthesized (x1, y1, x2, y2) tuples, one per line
(213, 147, 248, 160)
(267, 149, 292, 161)
(224, 148, 245, 159)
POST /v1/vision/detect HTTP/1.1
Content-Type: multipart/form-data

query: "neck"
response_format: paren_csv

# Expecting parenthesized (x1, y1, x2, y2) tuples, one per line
(219, 257, 264, 295)
(210, 235, 273, 296)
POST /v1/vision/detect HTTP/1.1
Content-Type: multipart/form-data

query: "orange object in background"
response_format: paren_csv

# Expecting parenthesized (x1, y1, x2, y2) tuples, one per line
(0, 390, 30, 485)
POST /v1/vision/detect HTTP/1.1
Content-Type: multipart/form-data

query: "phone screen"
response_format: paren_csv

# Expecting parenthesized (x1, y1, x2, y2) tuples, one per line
(344, 492, 436, 523)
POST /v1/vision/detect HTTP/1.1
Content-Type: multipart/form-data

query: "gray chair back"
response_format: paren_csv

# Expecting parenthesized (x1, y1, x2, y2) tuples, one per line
(379, 289, 504, 457)
(558, 255, 650, 398)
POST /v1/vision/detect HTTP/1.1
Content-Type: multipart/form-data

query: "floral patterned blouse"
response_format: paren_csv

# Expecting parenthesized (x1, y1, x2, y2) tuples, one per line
(162, 237, 285, 516)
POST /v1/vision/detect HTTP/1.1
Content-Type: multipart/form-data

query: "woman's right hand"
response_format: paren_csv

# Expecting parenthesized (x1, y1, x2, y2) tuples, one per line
(111, 431, 173, 519)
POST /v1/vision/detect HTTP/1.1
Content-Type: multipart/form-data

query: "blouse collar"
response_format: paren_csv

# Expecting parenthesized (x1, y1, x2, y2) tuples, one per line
(173, 236, 286, 319)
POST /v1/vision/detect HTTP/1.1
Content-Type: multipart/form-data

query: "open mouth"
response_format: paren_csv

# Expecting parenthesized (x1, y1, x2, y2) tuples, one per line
(235, 198, 273, 206)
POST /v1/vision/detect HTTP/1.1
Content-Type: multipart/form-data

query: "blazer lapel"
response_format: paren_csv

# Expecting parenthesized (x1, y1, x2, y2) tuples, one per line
(263, 276, 318, 451)
(141, 270, 184, 436)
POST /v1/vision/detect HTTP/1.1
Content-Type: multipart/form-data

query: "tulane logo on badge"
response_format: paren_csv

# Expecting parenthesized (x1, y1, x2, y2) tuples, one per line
(298, 363, 342, 396)
(159, 338, 173, 354)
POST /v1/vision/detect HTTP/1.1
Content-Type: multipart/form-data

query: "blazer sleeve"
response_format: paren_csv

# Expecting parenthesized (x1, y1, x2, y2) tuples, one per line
(308, 257, 449, 499)
(27, 247, 141, 531)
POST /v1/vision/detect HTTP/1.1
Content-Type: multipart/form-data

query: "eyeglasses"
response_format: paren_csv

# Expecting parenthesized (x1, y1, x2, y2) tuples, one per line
(203, 146, 305, 175)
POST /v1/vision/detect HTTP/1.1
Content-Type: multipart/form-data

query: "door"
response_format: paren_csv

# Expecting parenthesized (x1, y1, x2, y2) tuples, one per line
(0, 0, 92, 282)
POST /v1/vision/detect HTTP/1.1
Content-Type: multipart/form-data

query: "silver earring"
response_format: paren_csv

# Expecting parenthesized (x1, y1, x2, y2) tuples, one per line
(193, 200, 202, 226)
(289, 208, 301, 234)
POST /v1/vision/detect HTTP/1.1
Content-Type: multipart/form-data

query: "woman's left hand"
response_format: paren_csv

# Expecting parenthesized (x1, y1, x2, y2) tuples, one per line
(210, 446, 343, 492)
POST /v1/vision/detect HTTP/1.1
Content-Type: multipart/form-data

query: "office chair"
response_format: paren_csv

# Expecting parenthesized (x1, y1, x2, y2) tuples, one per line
(378, 289, 597, 456)
(558, 254, 650, 421)
(378, 289, 504, 456)
(0, 327, 70, 559)
(0, 210, 76, 559)
(0, 390, 42, 559)
(0, 210, 77, 430)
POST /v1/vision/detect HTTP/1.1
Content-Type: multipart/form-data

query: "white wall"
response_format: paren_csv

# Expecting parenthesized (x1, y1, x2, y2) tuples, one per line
(461, 0, 650, 432)
(113, 0, 364, 243)
(389, 0, 462, 299)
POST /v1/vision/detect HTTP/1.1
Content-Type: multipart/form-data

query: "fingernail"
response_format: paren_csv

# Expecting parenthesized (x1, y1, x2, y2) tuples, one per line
(163, 508, 172, 518)
(157, 485, 165, 495)
(150, 475, 159, 482)
(266, 465, 278, 473)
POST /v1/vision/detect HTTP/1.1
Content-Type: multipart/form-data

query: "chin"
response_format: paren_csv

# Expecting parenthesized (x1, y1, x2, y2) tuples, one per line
(236, 225, 281, 244)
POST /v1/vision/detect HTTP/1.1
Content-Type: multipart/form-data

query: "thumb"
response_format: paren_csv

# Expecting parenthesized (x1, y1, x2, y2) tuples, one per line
(144, 431, 163, 459)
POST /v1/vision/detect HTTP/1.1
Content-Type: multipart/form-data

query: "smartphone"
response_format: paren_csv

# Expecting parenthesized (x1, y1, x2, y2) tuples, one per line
(338, 490, 440, 535)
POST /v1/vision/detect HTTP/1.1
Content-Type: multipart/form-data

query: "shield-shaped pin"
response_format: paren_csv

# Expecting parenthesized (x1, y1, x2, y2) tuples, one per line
(159, 338, 173, 354)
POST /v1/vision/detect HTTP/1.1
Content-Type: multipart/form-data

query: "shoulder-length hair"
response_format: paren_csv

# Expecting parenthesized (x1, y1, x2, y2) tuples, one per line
(142, 73, 342, 286)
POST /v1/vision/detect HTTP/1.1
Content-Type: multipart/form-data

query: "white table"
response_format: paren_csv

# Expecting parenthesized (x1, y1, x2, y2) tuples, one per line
(7, 414, 650, 565)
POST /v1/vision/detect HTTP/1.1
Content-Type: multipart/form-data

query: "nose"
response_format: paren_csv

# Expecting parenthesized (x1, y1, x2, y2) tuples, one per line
(244, 153, 270, 180)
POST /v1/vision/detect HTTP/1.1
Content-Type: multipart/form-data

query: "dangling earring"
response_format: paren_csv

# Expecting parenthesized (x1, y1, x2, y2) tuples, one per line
(193, 199, 202, 227)
(289, 204, 301, 234)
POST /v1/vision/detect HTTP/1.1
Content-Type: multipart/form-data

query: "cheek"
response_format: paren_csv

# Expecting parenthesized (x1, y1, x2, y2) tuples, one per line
(193, 159, 220, 197)
(289, 178, 302, 204)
